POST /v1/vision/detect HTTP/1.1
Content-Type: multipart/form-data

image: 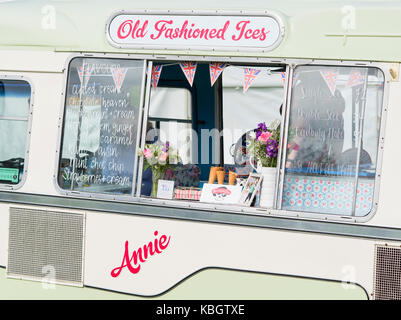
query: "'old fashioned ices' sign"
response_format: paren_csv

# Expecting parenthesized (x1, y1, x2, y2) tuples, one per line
(107, 12, 285, 51)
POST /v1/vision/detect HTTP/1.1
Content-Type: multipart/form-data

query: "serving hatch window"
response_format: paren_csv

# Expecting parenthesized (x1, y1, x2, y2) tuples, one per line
(57, 57, 145, 196)
(56, 57, 386, 221)
(136, 61, 384, 218)
(138, 62, 287, 205)
(0, 79, 31, 187)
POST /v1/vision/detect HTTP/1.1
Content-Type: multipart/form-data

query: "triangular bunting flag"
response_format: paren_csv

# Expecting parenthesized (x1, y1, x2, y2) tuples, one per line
(151, 65, 163, 89)
(280, 72, 286, 85)
(180, 62, 197, 86)
(77, 64, 93, 90)
(110, 67, 128, 94)
(243, 68, 261, 93)
(209, 63, 226, 86)
(320, 69, 338, 95)
(346, 70, 365, 88)
(77, 66, 84, 85)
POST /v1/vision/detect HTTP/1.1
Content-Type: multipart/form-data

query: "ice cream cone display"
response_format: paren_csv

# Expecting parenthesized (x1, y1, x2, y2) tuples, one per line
(215, 167, 224, 176)
(217, 170, 225, 184)
(208, 166, 218, 184)
(229, 171, 237, 185)
(208, 166, 224, 184)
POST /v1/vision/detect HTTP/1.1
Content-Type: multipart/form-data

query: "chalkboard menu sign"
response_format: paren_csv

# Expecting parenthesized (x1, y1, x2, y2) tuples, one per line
(282, 65, 385, 216)
(286, 66, 359, 177)
(58, 57, 145, 195)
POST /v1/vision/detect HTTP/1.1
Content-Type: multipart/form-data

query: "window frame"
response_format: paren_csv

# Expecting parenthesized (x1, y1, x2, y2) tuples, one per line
(277, 62, 388, 223)
(0, 75, 34, 191)
(54, 54, 389, 224)
(54, 54, 149, 201)
(147, 85, 196, 165)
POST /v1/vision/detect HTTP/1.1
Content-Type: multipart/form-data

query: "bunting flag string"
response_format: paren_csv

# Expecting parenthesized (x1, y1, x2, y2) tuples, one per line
(346, 70, 366, 88)
(243, 67, 261, 93)
(151, 65, 163, 89)
(320, 69, 338, 96)
(110, 67, 128, 94)
(77, 64, 93, 90)
(180, 62, 197, 86)
(209, 63, 226, 86)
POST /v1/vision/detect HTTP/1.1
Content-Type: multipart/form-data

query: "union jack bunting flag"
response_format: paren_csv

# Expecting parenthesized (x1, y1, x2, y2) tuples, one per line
(280, 72, 286, 85)
(180, 62, 197, 86)
(320, 69, 339, 95)
(243, 68, 261, 93)
(110, 67, 128, 94)
(209, 63, 226, 86)
(346, 70, 366, 88)
(151, 65, 163, 89)
(77, 64, 93, 89)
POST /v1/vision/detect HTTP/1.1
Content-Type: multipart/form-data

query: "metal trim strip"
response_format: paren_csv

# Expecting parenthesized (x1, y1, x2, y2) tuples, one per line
(0, 191, 401, 242)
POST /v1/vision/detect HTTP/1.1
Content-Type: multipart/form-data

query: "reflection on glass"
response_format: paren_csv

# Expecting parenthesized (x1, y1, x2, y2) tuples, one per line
(58, 58, 145, 195)
(282, 66, 384, 216)
(0, 80, 31, 185)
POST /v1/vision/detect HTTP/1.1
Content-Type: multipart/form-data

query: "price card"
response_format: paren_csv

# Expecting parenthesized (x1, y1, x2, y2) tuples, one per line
(157, 180, 175, 199)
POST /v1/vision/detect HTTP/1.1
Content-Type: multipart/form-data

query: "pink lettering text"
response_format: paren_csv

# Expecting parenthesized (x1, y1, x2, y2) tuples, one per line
(110, 231, 171, 277)
(232, 20, 270, 41)
(117, 19, 148, 39)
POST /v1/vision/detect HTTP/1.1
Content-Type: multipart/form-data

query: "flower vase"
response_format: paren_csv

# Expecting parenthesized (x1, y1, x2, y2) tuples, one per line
(257, 166, 277, 208)
(151, 169, 164, 198)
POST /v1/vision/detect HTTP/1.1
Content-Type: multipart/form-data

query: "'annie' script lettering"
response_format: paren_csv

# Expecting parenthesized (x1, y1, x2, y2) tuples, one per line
(110, 231, 171, 277)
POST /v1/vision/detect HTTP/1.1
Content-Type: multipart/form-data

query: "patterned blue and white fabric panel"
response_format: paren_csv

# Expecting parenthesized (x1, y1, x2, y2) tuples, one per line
(282, 175, 374, 216)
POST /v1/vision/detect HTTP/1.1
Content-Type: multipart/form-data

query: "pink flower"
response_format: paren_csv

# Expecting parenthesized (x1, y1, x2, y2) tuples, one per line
(258, 131, 273, 143)
(158, 152, 168, 162)
(143, 148, 153, 159)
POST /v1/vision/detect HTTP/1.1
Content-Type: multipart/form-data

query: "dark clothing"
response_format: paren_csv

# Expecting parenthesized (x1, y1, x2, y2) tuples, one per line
(141, 167, 152, 196)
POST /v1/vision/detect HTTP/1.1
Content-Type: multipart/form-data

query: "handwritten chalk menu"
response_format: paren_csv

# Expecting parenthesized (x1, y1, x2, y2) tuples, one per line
(286, 67, 353, 176)
(59, 58, 145, 194)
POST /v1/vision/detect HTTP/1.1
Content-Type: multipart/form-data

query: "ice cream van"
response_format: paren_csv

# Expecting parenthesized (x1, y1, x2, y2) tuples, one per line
(0, 0, 400, 300)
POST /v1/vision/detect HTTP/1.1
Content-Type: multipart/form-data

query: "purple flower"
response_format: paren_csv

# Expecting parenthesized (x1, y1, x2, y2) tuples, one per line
(162, 141, 170, 152)
(257, 122, 268, 131)
(256, 122, 268, 139)
(266, 139, 278, 158)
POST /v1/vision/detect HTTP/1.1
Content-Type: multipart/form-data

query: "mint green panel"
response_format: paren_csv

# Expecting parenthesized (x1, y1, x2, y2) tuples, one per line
(1, 0, 401, 62)
(0, 268, 367, 300)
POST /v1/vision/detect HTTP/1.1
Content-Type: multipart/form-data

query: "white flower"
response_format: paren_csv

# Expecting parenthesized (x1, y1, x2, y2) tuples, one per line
(269, 119, 280, 130)
(248, 131, 256, 139)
